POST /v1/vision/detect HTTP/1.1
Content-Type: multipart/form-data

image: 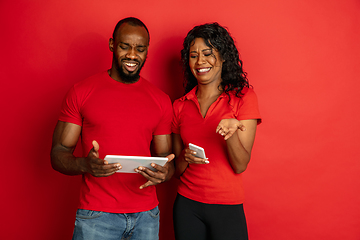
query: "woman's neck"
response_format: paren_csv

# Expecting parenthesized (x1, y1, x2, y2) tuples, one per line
(196, 84, 223, 118)
(196, 84, 223, 99)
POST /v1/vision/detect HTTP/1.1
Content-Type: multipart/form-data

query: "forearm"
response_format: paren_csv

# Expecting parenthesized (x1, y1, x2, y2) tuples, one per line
(151, 134, 174, 182)
(50, 146, 86, 175)
(226, 133, 251, 174)
(152, 146, 175, 181)
(174, 152, 188, 178)
(164, 160, 175, 181)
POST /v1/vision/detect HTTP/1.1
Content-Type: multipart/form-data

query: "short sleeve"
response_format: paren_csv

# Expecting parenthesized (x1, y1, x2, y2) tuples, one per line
(153, 94, 173, 136)
(58, 86, 83, 126)
(236, 88, 262, 124)
(171, 99, 183, 134)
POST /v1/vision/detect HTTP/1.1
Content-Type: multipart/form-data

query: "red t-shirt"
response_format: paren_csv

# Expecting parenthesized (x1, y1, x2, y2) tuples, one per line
(59, 71, 172, 213)
(172, 86, 261, 204)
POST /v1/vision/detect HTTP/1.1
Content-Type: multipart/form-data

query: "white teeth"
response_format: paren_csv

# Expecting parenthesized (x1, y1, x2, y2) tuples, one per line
(125, 63, 137, 67)
(198, 68, 210, 72)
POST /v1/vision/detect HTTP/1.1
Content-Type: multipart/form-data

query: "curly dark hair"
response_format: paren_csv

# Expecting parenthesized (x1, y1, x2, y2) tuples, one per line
(181, 22, 249, 97)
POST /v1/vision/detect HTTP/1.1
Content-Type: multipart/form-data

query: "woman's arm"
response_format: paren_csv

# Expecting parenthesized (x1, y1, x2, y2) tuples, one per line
(172, 133, 210, 178)
(172, 133, 188, 178)
(217, 119, 258, 174)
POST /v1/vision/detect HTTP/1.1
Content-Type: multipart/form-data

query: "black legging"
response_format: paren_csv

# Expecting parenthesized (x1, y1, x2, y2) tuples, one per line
(173, 194, 248, 240)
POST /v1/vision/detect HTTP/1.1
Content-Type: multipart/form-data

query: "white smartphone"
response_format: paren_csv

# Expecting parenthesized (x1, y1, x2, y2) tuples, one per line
(188, 143, 207, 159)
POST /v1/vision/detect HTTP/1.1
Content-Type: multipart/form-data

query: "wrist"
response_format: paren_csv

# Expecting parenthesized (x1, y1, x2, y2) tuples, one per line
(76, 157, 88, 174)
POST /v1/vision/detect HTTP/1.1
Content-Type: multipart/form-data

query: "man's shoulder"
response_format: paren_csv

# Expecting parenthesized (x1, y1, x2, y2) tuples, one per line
(73, 71, 106, 89)
(139, 77, 169, 98)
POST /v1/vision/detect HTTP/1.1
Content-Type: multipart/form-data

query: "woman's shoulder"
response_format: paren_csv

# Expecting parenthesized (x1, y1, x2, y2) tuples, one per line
(227, 87, 259, 115)
(172, 96, 186, 114)
(241, 87, 258, 103)
(173, 87, 197, 105)
(227, 87, 257, 102)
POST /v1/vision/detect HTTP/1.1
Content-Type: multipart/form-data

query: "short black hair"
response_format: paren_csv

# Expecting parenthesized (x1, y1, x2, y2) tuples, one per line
(112, 17, 150, 43)
(181, 22, 249, 97)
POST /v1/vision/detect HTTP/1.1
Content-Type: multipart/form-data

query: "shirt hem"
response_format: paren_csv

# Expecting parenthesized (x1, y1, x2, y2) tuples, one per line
(177, 191, 245, 205)
(77, 201, 159, 214)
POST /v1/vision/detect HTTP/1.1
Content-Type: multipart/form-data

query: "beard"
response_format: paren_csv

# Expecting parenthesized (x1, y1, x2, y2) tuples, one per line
(113, 53, 146, 83)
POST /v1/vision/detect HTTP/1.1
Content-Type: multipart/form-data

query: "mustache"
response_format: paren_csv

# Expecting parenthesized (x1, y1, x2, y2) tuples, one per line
(122, 59, 140, 64)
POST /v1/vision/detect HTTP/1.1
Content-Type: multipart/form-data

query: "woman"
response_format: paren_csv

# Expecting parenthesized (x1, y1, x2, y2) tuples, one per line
(172, 23, 261, 240)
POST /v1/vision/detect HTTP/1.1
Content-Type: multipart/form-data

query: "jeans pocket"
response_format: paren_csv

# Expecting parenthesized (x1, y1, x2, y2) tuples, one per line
(76, 209, 103, 219)
(147, 206, 160, 218)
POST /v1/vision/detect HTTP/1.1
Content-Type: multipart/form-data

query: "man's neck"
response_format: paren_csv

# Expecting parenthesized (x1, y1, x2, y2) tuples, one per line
(107, 69, 140, 84)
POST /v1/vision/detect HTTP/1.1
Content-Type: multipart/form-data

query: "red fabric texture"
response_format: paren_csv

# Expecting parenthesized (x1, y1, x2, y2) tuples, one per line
(172, 86, 261, 204)
(59, 71, 172, 213)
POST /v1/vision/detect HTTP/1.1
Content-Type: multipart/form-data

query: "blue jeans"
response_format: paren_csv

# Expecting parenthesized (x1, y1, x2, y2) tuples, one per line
(72, 207, 160, 240)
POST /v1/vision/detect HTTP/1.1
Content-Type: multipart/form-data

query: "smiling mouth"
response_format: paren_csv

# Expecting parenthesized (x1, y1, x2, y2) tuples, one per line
(196, 67, 211, 73)
(123, 62, 139, 72)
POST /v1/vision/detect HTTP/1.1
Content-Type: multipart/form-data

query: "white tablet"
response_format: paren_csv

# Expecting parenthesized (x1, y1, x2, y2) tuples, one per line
(104, 155, 168, 173)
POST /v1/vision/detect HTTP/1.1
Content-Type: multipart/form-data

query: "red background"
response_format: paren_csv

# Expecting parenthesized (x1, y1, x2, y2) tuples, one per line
(1, 0, 359, 239)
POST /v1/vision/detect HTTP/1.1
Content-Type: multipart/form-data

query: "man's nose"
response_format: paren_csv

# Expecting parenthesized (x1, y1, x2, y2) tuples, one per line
(125, 48, 136, 59)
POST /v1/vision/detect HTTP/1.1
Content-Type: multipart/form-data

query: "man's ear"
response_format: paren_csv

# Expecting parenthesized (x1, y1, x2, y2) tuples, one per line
(109, 38, 114, 52)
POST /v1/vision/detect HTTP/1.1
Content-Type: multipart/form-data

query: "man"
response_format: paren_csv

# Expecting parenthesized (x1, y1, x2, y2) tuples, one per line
(51, 17, 174, 240)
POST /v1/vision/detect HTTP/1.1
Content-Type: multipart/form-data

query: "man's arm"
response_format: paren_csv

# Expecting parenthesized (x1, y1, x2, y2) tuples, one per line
(50, 121, 121, 176)
(172, 133, 188, 178)
(135, 134, 175, 189)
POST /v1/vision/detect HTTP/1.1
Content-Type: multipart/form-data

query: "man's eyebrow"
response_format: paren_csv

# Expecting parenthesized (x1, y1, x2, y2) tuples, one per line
(120, 42, 148, 48)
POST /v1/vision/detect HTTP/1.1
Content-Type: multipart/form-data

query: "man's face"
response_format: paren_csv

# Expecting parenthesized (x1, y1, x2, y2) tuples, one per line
(110, 23, 149, 83)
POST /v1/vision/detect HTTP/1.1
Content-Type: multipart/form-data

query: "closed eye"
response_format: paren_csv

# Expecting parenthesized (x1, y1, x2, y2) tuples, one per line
(137, 47, 146, 53)
(120, 44, 128, 50)
(203, 50, 213, 57)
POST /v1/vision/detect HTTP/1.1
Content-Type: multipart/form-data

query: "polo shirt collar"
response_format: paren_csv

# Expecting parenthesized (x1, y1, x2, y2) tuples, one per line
(179, 86, 228, 102)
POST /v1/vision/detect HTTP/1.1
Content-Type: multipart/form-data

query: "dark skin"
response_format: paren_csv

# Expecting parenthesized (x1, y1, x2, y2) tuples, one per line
(51, 23, 174, 189)
(173, 38, 257, 178)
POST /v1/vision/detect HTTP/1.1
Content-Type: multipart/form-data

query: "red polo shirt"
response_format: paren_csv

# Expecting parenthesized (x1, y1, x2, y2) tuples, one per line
(172, 86, 261, 204)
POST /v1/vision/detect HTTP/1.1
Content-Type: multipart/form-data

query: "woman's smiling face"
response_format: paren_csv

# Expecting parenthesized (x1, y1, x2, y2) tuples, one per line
(189, 38, 223, 86)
